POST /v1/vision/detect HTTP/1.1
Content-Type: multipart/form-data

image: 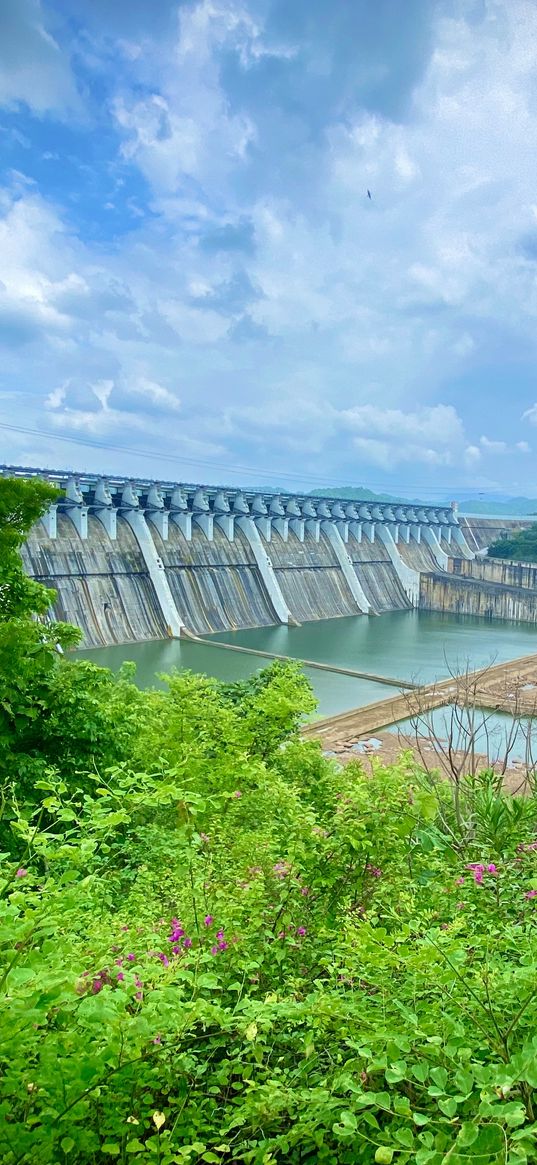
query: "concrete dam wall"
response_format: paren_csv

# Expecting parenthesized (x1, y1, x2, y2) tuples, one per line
(449, 556, 537, 590)
(420, 569, 537, 624)
(6, 466, 473, 647)
(22, 513, 168, 646)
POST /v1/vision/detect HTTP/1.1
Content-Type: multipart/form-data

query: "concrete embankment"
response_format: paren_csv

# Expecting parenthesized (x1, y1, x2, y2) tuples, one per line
(302, 652, 537, 748)
(420, 571, 537, 623)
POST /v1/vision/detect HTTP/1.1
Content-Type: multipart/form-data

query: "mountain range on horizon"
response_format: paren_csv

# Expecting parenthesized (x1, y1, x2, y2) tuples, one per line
(309, 486, 537, 518)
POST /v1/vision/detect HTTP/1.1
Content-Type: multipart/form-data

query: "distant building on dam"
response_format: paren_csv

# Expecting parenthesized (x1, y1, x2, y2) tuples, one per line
(4, 464, 533, 646)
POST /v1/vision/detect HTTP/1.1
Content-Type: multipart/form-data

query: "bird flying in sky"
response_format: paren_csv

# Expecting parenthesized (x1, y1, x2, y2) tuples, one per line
(367, 190, 372, 200)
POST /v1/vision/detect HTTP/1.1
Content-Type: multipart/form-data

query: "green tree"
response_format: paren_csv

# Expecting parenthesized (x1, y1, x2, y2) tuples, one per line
(0, 477, 81, 798)
(0, 475, 63, 621)
(488, 522, 537, 561)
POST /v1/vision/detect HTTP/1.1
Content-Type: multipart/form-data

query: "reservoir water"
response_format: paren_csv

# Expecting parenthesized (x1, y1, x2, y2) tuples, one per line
(77, 610, 537, 718)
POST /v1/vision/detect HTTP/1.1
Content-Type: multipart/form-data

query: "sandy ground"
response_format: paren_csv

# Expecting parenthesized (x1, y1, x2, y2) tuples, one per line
(322, 729, 534, 795)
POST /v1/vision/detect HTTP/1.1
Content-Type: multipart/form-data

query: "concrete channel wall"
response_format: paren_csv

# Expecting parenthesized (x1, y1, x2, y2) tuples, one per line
(449, 556, 537, 589)
(420, 571, 537, 623)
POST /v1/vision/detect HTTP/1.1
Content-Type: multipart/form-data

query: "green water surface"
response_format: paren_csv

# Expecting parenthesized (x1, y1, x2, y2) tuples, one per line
(77, 610, 537, 718)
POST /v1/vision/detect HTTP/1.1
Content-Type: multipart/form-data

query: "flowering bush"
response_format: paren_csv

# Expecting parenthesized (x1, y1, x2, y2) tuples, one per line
(2, 661, 537, 1165)
(1, 475, 537, 1163)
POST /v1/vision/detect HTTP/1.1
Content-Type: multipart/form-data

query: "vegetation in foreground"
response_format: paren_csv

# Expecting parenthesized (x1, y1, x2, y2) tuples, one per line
(3, 480, 537, 1163)
(488, 523, 537, 562)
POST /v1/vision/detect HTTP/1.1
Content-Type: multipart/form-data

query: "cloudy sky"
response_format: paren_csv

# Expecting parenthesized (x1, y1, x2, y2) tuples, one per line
(1, 0, 537, 498)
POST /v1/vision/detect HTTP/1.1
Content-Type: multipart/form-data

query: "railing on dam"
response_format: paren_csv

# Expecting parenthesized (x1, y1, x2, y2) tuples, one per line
(3, 464, 475, 646)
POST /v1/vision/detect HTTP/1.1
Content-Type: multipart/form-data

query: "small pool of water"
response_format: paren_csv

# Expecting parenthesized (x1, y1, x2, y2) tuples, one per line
(387, 706, 537, 764)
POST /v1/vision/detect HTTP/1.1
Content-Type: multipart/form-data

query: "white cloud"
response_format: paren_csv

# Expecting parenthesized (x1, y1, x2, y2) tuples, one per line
(111, 2, 265, 198)
(0, 0, 78, 114)
(5, 1, 537, 492)
(352, 437, 452, 471)
(340, 403, 464, 446)
(480, 436, 508, 453)
(522, 404, 537, 425)
(128, 376, 181, 411)
(464, 445, 482, 467)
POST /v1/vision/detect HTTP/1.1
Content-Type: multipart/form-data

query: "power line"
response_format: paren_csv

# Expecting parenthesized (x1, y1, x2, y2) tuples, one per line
(0, 419, 524, 498)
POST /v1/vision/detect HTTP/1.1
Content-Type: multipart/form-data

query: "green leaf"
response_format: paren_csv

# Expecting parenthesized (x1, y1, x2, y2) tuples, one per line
(101, 1145, 121, 1156)
(438, 1098, 458, 1118)
(395, 1128, 414, 1148)
(454, 1123, 477, 1149)
(430, 1067, 448, 1091)
(61, 1138, 75, 1154)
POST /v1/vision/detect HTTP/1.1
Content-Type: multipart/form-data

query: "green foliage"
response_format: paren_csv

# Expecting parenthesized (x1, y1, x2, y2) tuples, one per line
(0, 476, 62, 621)
(4, 492, 537, 1161)
(3, 666, 537, 1162)
(488, 523, 537, 561)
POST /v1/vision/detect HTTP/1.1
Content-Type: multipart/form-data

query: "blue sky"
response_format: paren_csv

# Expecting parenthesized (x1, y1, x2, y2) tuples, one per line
(1, 0, 537, 498)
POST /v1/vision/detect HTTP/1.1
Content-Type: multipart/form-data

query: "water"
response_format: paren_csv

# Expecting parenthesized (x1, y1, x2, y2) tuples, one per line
(76, 610, 537, 718)
(388, 707, 537, 764)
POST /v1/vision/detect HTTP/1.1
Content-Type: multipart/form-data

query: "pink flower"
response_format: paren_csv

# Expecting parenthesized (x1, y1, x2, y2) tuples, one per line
(300, 886, 310, 896)
(157, 953, 170, 967)
(121, 926, 129, 932)
(210, 945, 218, 956)
(117, 972, 125, 982)
(199, 832, 210, 844)
(487, 864, 497, 874)
(153, 1035, 162, 1045)
(204, 915, 213, 927)
(183, 937, 193, 949)
(135, 991, 143, 1001)
(466, 863, 485, 885)
(296, 926, 307, 937)
(126, 953, 136, 962)
(218, 940, 228, 951)
(216, 929, 225, 940)
(232, 790, 242, 799)
(115, 958, 123, 966)
(15, 868, 28, 878)
(525, 890, 537, 899)
(168, 918, 184, 943)
(455, 877, 465, 886)
(366, 865, 382, 878)
(92, 978, 103, 994)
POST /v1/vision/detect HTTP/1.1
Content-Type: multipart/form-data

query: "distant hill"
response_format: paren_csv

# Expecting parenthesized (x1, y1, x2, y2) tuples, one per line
(307, 485, 537, 517)
(458, 498, 537, 517)
(308, 486, 425, 505)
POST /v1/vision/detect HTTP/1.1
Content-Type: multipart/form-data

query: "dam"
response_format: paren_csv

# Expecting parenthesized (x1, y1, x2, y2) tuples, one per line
(4, 464, 480, 648)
